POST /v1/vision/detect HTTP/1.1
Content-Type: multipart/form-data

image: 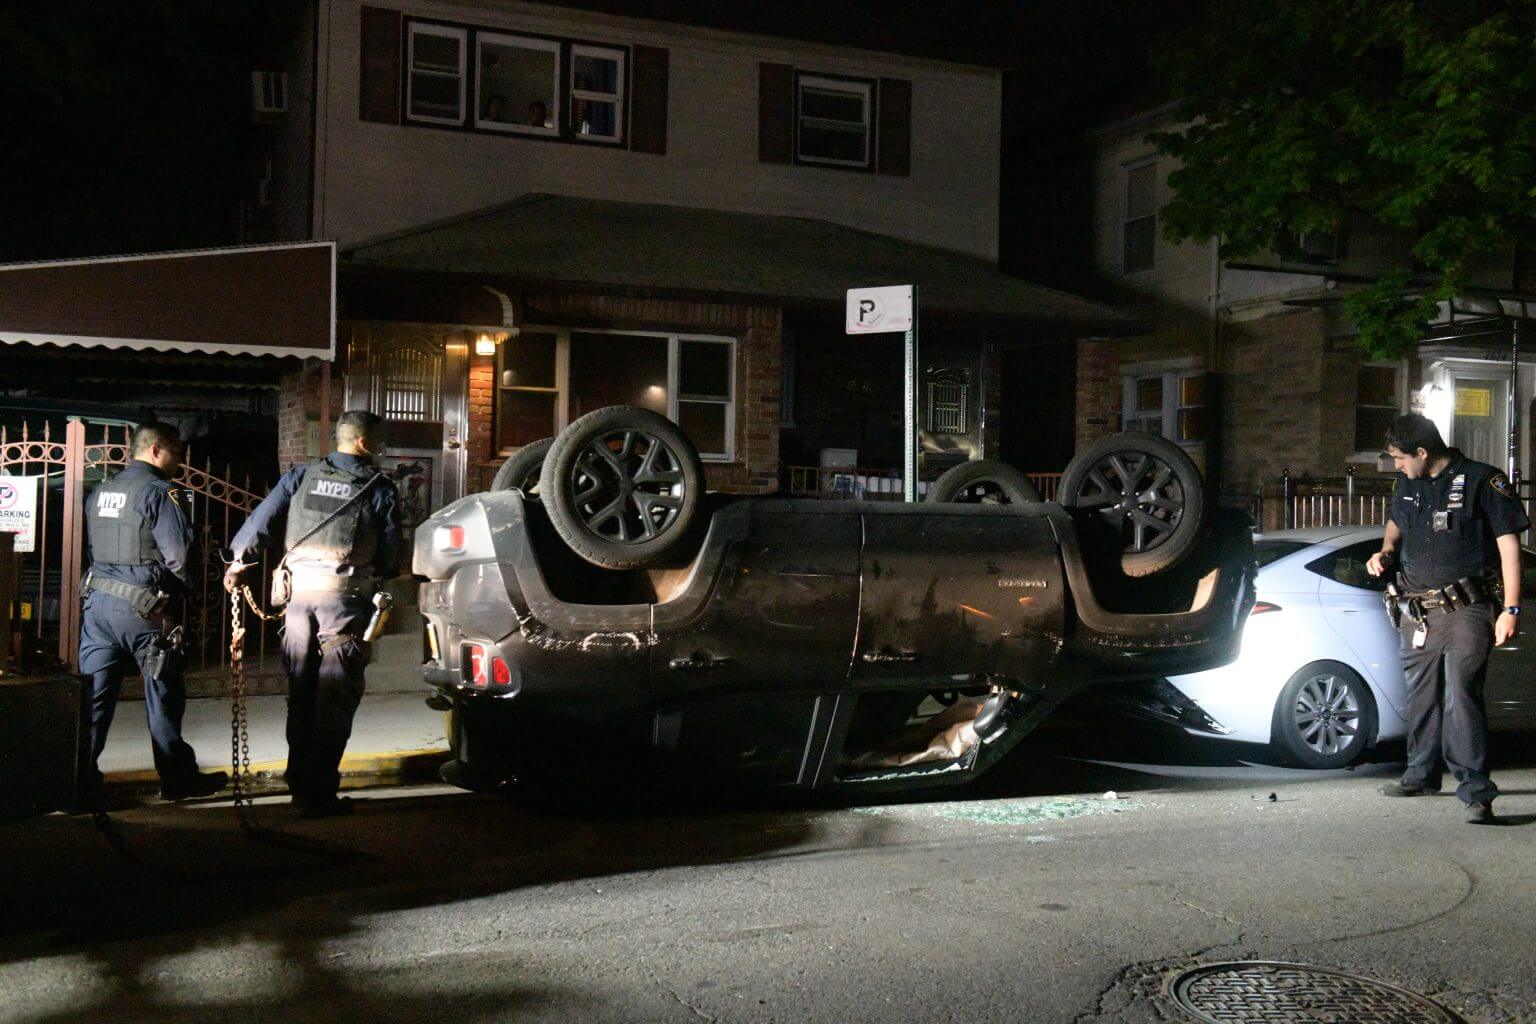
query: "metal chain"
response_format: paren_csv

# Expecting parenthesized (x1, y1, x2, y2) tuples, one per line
(229, 585, 280, 834)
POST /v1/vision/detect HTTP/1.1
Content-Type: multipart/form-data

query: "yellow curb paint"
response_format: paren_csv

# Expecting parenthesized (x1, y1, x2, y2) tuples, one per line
(103, 746, 449, 786)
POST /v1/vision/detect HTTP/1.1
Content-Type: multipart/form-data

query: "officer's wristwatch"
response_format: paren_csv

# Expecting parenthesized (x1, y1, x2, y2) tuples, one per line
(1504, 606, 1521, 617)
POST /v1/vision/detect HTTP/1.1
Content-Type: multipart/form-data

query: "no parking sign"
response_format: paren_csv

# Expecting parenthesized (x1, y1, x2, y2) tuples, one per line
(0, 475, 38, 553)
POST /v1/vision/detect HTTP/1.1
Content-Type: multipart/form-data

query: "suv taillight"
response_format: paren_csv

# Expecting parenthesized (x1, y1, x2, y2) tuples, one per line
(464, 643, 488, 686)
(462, 643, 512, 688)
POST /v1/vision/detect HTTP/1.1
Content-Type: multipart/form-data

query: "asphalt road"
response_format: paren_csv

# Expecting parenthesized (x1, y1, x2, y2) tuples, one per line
(4, 717, 1536, 1024)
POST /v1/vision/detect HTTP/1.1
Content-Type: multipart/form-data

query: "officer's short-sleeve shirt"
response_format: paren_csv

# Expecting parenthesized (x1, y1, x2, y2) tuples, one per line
(1391, 451, 1530, 589)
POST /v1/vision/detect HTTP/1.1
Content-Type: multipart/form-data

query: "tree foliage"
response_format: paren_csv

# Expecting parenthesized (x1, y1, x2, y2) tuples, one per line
(1151, 0, 1536, 357)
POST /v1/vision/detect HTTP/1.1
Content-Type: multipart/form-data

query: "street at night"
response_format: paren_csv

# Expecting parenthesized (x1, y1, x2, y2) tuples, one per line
(6, 720, 1536, 1024)
(8, 1, 1536, 1021)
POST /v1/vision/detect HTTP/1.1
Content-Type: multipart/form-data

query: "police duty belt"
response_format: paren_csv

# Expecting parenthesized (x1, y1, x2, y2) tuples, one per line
(81, 569, 170, 619)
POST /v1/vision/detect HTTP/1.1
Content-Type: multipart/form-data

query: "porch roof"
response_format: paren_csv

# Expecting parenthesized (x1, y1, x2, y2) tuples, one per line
(341, 195, 1139, 336)
(0, 241, 336, 360)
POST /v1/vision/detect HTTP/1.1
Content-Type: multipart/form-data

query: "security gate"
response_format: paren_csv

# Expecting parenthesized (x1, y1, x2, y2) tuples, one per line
(0, 418, 276, 672)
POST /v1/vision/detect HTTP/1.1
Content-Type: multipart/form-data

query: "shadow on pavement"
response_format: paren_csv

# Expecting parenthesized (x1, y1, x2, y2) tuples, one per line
(4, 710, 1534, 1024)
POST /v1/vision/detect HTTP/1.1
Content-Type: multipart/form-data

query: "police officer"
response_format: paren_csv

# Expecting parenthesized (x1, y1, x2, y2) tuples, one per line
(224, 411, 400, 818)
(79, 422, 228, 805)
(1367, 413, 1528, 824)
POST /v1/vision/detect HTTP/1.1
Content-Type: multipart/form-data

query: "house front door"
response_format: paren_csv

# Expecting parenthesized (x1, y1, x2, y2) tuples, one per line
(1450, 375, 1509, 470)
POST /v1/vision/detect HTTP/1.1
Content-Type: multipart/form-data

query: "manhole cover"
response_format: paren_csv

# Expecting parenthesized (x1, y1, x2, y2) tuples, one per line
(1169, 962, 1464, 1023)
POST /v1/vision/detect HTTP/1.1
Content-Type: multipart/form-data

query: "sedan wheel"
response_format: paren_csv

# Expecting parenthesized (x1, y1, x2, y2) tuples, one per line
(1271, 662, 1375, 769)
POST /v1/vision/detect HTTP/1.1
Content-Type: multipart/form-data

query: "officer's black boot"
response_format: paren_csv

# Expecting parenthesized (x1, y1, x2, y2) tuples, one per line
(160, 770, 229, 801)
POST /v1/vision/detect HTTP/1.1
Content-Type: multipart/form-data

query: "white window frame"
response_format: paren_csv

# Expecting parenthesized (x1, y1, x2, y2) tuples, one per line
(568, 44, 625, 144)
(498, 328, 737, 461)
(796, 74, 872, 169)
(1122, 160, 1158, 275)
(1122, 365, 1206, 446)
(474, 31, 561, 136)
(405, 22, 468, 126)
(1350, 359, 1408, 462)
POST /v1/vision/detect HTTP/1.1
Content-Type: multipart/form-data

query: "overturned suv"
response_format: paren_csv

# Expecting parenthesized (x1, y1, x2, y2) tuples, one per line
(415, 405, 1255, 795)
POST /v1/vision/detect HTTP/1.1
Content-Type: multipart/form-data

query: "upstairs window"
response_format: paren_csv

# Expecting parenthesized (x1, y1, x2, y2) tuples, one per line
(406, 23, 466, 125)
(1123, 162, 1157, 274)
(570, 45, 625, 142)
(796, 74, 872, 168)
(475, 33, 559, 135)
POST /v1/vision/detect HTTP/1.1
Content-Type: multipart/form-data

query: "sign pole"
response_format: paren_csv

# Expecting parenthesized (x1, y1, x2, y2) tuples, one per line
(844, 283, 917, 500)
(904, 287, 920, 502)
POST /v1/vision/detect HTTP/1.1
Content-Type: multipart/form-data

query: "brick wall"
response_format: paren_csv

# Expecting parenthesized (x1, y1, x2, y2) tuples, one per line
(1217, 307, 1331, 495)
(470, 291, 783, 494)
(275, 363, 345, 471)
(1074, 338, 1123, 449)
(466, 354, 496, 490)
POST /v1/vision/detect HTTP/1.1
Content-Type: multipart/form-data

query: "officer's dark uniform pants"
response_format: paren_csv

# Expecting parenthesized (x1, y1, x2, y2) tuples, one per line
(1398, 603, 1499, 805)
(281, 592, 372, 805)
(78, 593, 196, 787)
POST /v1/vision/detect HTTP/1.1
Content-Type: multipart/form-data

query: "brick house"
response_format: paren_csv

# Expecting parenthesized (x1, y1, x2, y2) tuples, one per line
(256, 0, 1134, 532)
(1064, 102, 1536, 518)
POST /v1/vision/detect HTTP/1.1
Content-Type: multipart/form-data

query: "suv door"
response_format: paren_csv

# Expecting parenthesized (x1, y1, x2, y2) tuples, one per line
(851, 505, 1065, 692)
(648, 501, 861, 784)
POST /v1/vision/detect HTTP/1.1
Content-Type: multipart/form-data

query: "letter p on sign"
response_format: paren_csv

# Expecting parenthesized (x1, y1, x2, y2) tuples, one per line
(846, 286, 913, 335)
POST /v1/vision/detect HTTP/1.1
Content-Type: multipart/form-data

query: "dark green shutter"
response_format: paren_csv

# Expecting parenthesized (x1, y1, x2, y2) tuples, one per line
(877, 78, 911, 177)
(758, 63, 793, 164)
(630, 45, 669, 154)
(359, 6, 401, 124)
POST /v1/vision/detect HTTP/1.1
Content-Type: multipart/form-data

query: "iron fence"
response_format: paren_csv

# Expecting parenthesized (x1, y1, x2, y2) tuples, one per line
(0, 418, 276, 672)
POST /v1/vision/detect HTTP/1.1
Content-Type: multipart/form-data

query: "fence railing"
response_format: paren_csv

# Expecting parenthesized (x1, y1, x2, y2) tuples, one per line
(0, 418, 276, 673)
(783, 465, 1063, 502)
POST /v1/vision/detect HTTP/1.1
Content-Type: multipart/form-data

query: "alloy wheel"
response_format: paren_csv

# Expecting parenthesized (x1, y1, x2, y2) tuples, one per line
(569, 428, 687, 544)
(1067, 451, 1185, 553)
(1293, 673, 1362, 756)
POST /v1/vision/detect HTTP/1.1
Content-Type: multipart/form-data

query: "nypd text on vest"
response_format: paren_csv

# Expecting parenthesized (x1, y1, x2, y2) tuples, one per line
(311, 479, 355, 499)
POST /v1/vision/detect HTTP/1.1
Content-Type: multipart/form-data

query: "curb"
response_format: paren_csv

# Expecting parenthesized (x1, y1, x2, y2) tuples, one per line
(103, 746, 452, 792)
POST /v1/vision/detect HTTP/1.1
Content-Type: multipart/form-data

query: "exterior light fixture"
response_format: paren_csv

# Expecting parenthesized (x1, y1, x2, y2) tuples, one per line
(475, 333, 497, 357)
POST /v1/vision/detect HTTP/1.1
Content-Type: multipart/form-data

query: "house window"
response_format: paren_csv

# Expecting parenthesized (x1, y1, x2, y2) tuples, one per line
(496, 332, 561, 449)
(796, 74, 872, 168)
(569, 45, 624, 142)
(1123, 162, 1157, 274)
(406, 23, 467, 125)
(497, 330, 736, 460)
(1125, 374, 1164, 436)
(676, 339, 734, 456)
(475, 32, 559, 134)
(1122, 370, 1208, 444)
(1355, 363, 1401, 454)
(1177, 373, 1209, 443)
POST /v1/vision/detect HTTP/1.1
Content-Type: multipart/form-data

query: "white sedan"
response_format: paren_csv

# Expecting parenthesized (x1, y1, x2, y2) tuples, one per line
(1152, 527, 1536, 768)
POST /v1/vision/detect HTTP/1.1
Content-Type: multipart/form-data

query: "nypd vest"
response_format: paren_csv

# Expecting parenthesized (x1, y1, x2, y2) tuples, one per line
(86, 469, 161, 566)
(284, 459, 381, 571)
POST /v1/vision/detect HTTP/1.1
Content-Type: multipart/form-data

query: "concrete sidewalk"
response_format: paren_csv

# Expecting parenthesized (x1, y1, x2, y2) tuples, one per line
(98, 690, 451, 788)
